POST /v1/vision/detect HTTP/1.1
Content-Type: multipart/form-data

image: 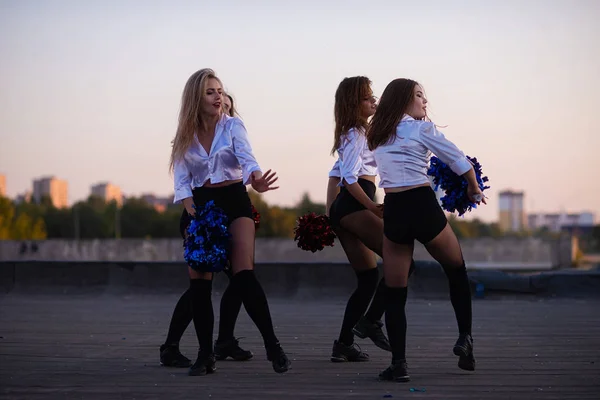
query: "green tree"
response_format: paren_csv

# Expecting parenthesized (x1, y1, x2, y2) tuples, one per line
(0, 196, 15, 239)
(295, 192, 326, 217)
(0, 196, 47, 239)
(120, 198, 161, 238)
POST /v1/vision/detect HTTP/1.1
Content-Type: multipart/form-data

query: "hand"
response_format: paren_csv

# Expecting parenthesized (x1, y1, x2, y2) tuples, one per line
(467, 184, 487, 205)
(182, 197, 196, 217)
(368, 202, 384, 219)
(251, 169, 279, 193)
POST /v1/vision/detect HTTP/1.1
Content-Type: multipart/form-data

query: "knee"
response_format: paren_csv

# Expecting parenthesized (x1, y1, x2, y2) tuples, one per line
(231, 264, 254, 276)
(442, 260, 466, 275)
(383, 266, 409, 288)
(188, 268, 213, 280)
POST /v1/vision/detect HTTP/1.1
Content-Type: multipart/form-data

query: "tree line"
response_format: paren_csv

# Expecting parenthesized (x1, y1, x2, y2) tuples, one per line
(0, 192, 564, 241)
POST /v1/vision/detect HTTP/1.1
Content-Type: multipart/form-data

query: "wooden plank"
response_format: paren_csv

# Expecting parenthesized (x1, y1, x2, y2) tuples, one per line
(1, 294, 599, 399)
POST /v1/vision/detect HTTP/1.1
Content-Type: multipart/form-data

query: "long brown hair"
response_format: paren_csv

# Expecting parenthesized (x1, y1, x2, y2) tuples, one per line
(169, 68, 222, 172)
(367, 78, 418, 151)
(331, 76, 372, 155)
(225, 93, 238, 117)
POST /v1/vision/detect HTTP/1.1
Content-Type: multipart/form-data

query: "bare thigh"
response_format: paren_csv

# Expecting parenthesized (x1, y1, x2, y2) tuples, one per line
(339, 210, 384, 257)
(382, 237, 413, 288)
(334, 225, 377, 272)
(423, 222, 464, 270)
(228, 217, 256, 275)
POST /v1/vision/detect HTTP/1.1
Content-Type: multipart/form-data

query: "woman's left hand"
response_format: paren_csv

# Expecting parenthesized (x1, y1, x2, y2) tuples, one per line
(251, 169, 279, 193)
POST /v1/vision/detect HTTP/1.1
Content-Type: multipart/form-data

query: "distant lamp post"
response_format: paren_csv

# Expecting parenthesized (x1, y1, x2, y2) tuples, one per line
(115, 205, 121, 239)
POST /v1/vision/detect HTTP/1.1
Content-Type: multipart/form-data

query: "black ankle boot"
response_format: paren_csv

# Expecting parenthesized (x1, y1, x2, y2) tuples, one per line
(379, 359, 410, 382)
(453, 333, 476, 371)
(266, 342, 291, 373)
(188, 351, 216, 376)
(159, 344, 191, 368)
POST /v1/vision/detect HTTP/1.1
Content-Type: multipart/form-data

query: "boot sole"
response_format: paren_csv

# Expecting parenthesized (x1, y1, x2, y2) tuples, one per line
(330, 356, 369, 363)
(273, 361, 291, 373)
(378, 374, 410, 382)
(160, 361, 192, 368)
(458, 356, 476, 371)
(215, 354, 253, 361)
(372, 339, 392, 352)
(188, 369, 208, 376)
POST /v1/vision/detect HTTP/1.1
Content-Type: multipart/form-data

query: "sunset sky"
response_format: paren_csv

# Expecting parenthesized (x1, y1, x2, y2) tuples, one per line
(1, 0, 599, 223)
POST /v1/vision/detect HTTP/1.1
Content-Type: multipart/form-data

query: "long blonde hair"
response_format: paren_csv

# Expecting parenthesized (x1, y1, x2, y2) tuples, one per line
(169, 68, 222, 172)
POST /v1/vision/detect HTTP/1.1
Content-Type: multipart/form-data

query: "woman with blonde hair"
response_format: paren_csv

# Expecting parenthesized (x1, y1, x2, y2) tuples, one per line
(159, 90, 253, 370)
(169, 68, 290, 376)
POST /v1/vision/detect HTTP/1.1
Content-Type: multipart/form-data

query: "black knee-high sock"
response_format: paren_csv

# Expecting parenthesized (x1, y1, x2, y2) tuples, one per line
(365, 259, 416, 323)
(164, 288, 193, 346)
(189, 278, 214, 353)
(232, 270, 279, 348)
(217, 280, 243, 342)
(385, 286, 408, 362)
(444, 264, 472, 335)
(365, 276, 386, 323)
(338, 268, 379, 345)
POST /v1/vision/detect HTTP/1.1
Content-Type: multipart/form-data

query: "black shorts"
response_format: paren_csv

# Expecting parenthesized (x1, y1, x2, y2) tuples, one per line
(329, 178, 376, 227)
(179, 182, 253, 239)
(383, 186, 447, 245)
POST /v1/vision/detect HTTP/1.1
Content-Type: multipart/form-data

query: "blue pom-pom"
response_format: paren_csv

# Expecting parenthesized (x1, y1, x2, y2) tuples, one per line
(183, 200, 231, 272)
(427, 156, 490, 216)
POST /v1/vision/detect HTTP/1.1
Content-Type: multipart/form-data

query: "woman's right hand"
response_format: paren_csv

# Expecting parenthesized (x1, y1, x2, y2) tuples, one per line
(467, 184, 486, 205)
(368, 202, 384, 219)
(182, 197, 196, 217)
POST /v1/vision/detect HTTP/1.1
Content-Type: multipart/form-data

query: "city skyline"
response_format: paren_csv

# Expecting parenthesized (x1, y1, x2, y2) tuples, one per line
(2, 0, 599, 223)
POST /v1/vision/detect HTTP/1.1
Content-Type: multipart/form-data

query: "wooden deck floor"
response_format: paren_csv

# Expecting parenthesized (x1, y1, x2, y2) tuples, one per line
(1, 293, 599, 399)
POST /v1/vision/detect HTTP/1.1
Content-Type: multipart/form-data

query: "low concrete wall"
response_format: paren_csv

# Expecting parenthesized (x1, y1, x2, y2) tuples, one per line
(0, 236, 573, 269)
(1, 261, 598, 299)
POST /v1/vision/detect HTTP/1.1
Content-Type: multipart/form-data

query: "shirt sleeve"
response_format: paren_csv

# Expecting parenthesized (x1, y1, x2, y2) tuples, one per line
(419, 122, 472, 176)
(230, 118, 261, 185)
(173, 158, 193, 203)
(339, 129, 364, 185)
(328, 159, 341, 178)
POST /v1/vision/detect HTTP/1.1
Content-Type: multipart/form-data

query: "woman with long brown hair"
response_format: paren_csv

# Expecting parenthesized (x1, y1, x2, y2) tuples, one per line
(326, 76, 415, 363)
(169, 68, 290, 376)
(367, 78, 484, 382)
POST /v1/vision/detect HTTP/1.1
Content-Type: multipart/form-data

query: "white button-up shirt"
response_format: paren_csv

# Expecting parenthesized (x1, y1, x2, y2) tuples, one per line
(333, 127, 378, 186)
(173, 114, 261, 203)
(373, 115, 472, 188)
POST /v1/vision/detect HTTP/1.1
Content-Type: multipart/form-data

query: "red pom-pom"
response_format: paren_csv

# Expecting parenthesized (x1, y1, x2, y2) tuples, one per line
(293, 212, 336, 252)
(251, 204, 261, 230)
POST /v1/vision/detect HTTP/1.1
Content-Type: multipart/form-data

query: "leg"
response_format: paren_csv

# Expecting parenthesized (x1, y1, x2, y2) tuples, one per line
(228, 217, 290, 373)
(424, 222, 475, 371)
(340, 210, 383, 256)
(340, 211, 416, 349)
(187, 268, 216, 376)
(379, 236, 413, 382)
(160, 288, 193, 367)
(341, 209, 417, 275)
(215, 272, 253, 361)
(330, 226, 377, 362)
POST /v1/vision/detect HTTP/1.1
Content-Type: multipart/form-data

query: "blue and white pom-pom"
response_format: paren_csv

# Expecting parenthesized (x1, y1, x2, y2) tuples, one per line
(427, 156, 490, 216)
(183, 200, 231, 272)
